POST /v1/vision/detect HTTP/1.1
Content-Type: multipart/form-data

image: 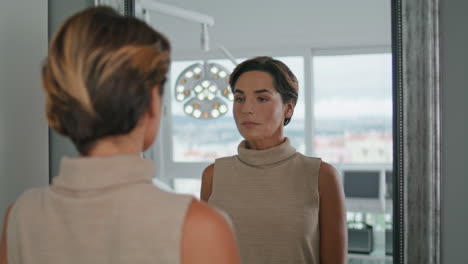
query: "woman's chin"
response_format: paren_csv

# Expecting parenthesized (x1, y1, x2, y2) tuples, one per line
(240, 132, 264, 142)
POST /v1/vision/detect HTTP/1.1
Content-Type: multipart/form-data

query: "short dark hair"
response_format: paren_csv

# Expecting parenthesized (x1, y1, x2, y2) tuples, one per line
(229, 56, 298, 126)
(42, 6, 171, 154)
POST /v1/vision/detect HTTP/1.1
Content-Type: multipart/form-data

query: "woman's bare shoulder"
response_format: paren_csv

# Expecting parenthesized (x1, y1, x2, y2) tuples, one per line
(202, 164, 214, 181)
(200, 164, 214, 201)
(319, 161, 341, 189)
(181, 199, 239, 264)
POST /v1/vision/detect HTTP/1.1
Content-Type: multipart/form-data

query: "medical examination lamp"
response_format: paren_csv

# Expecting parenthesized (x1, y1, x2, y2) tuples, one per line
(136, 0, 237, 120)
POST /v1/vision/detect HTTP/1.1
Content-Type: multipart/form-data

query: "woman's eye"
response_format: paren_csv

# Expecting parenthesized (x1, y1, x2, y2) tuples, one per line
(235, 97, 244, 102)
(257, 97, 268, 102)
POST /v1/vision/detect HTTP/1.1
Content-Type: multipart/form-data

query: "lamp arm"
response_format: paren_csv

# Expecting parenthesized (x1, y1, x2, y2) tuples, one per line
(137, 0, 214, 26)
(219, 46, 238, 66)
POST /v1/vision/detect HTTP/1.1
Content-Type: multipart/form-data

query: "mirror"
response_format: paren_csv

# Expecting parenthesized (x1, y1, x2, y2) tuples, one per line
(138, 0, 394, 263)
(93, 0, 441, 263)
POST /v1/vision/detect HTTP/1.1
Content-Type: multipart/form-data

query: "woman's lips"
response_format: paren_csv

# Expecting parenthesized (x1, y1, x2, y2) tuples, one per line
(241, 121, 259, 128)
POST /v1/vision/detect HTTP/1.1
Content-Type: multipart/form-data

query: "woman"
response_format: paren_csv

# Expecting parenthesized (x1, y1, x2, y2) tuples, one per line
(0, 7, 239, 264)
(201, 56, 347, 264)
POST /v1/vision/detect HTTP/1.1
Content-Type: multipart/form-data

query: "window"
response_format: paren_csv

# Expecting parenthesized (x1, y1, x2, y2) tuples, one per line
(312, 53, 392, 165)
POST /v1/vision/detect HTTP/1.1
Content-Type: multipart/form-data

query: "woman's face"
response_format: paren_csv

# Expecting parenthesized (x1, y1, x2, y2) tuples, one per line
(233, 71, 293, 141)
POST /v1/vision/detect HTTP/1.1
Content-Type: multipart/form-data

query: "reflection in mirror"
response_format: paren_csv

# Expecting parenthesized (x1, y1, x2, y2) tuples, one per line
(134, 0, 393, 263)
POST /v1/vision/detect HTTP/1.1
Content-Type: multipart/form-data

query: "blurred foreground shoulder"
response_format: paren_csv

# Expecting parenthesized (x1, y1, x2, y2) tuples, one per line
(181, 199, 239, 264)
(1, 203, 14, 264)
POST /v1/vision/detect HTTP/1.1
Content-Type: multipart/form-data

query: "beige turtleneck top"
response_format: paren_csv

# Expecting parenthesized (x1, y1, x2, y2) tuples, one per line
(208, 138, 321, 264)
(7, 155, 193, 264)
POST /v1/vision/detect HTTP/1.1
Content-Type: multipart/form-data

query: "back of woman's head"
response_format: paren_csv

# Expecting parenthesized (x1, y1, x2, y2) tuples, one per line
(42, 6, 170, 154)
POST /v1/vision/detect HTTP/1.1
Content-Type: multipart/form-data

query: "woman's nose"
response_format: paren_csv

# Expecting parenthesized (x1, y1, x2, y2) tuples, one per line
(241, 99, 254, 114)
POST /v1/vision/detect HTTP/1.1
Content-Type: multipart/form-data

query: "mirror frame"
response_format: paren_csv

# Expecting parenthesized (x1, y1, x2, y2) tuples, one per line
(94, 0, 134, 16)
(99, 0, 442, 263)
(393, 0, 441, 263)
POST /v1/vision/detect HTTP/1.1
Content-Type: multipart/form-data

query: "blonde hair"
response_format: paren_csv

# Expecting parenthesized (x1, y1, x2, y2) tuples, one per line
(42, 6, 170, 154)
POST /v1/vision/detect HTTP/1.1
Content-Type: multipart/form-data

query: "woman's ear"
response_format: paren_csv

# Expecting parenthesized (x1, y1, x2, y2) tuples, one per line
(148, 85, 162, 118)
(285, 101, 295, 118)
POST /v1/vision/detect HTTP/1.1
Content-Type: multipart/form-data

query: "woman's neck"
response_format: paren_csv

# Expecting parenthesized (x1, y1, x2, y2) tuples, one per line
(245, 136, 286, 150)
(86, 130, 145, 157)
(86, 141, 141, 157)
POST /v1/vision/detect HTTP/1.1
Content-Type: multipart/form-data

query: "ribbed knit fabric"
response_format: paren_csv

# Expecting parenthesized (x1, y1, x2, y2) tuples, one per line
(7, 155, 193, 264)
(209, 138, 322, 264)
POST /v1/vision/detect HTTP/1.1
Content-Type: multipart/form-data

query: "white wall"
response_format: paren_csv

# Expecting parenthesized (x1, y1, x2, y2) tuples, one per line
(0, 0, 49, 227)
(146, 0, 391, 55)
(440, 1, 468, 263)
